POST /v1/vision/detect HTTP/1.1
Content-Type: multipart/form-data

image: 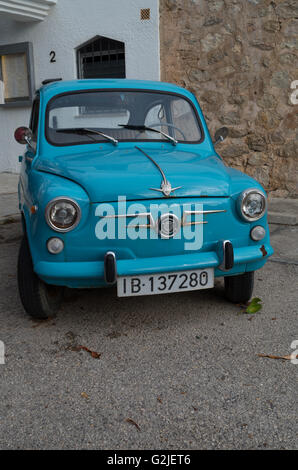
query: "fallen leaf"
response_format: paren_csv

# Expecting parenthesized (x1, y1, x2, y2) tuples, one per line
(77, 345, 101, 359)
(245, 297, 262, 314)
(258, 353, 297, 361)
(126, 418, 141, 431)
(91, 351, 101, 359)
(81, 392, 89, 399)
(246, 304, 262, 314)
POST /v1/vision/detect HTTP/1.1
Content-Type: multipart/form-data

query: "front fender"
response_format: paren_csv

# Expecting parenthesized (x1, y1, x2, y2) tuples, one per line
(22, 170, 90, 268)
(226, 167, 267, 198)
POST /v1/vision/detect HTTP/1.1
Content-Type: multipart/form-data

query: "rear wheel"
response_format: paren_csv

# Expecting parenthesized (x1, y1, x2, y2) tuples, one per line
(224, 272, 254, 304)
(18, 235, 63, 319)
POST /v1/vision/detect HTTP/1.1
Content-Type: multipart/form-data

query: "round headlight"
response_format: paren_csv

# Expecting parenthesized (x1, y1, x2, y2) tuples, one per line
(238, 189, 267, 222)
(45, 197, 81, 232)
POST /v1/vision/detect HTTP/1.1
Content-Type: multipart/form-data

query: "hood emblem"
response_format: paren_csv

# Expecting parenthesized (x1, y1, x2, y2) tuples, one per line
(135, 146, 182, 197)
(151, 180, 181, 197)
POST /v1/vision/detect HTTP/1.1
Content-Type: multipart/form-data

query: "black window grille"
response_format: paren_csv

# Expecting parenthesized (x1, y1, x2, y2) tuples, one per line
(77, 36, 125, 79)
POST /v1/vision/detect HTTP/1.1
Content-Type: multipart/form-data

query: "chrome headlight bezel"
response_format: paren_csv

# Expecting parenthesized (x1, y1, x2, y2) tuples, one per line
(238, 188, 267, 222)
(45, 197, 81, 232)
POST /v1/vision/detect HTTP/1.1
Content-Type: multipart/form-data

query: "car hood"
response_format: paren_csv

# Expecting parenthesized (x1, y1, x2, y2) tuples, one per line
(36, 146, 232, 202)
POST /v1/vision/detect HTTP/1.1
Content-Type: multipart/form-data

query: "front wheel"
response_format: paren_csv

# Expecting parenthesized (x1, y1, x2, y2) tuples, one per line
(224, 271, 254, 304)
(18, 236, 63, 319)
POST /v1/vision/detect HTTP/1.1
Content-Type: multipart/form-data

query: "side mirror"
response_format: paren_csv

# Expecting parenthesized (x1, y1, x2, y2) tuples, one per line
(14, 127, 33, 145)
(214, 127, 228, 146)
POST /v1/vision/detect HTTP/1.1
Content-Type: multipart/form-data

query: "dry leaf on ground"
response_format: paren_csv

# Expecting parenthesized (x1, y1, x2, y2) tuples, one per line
(258, 353, 297, 361)
(77, 345, 101, 359)
(126, 418, 141, 431)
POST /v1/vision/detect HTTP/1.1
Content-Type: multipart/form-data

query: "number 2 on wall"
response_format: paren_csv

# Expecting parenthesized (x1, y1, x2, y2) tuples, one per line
(50, 51, 56, 63)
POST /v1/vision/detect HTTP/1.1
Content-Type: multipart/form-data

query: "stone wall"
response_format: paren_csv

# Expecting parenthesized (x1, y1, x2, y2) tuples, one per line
(160, 0, 297, 197)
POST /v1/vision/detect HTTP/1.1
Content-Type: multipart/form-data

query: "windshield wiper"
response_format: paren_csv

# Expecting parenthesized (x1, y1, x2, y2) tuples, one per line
(119, 124, 178, 146)
(56, 128, 118, 145)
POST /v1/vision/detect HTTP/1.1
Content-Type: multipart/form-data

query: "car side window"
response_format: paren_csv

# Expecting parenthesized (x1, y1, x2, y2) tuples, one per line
(29, 97, 40, 150)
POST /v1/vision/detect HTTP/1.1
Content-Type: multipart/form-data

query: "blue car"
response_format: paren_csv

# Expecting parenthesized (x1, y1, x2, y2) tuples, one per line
(15, 79, 273, 319)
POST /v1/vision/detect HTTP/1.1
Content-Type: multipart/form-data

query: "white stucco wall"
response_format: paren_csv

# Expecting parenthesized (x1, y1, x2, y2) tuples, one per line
(0, 0, 160, 173)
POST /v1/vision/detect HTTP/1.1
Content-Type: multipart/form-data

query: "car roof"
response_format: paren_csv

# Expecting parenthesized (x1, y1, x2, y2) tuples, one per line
(39, 79, 195, 102)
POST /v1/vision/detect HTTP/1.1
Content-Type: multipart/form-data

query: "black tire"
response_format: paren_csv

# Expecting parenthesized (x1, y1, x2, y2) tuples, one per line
(18, 235, 63, 319)
(224, 271, 254, 303)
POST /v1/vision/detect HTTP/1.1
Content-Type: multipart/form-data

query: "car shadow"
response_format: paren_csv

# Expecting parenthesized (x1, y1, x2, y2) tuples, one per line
(59, 277, 233, 335)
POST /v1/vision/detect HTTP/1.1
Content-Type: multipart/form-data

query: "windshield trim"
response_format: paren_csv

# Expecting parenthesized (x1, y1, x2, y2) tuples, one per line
(44, 88, 205, 147)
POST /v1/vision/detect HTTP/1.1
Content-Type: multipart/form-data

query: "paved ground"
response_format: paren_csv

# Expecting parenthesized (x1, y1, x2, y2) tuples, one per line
(0, 221, 297, 450)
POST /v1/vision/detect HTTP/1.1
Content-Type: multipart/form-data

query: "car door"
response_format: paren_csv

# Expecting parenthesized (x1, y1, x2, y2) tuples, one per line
(19, 95, 40, 215)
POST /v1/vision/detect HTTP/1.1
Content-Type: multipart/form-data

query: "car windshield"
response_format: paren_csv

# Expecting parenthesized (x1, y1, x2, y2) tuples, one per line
(46, 90, 202, 146)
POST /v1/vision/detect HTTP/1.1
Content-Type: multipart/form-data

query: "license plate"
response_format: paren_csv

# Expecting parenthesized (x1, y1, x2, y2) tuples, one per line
(117, 268, 214, 297)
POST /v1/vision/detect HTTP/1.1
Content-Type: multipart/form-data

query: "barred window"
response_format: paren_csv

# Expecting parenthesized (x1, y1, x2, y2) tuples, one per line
(77, 36, 125, 80)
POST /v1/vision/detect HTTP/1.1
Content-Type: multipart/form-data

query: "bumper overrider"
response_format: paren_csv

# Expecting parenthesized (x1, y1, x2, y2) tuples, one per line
(35, 241, 273, 288)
